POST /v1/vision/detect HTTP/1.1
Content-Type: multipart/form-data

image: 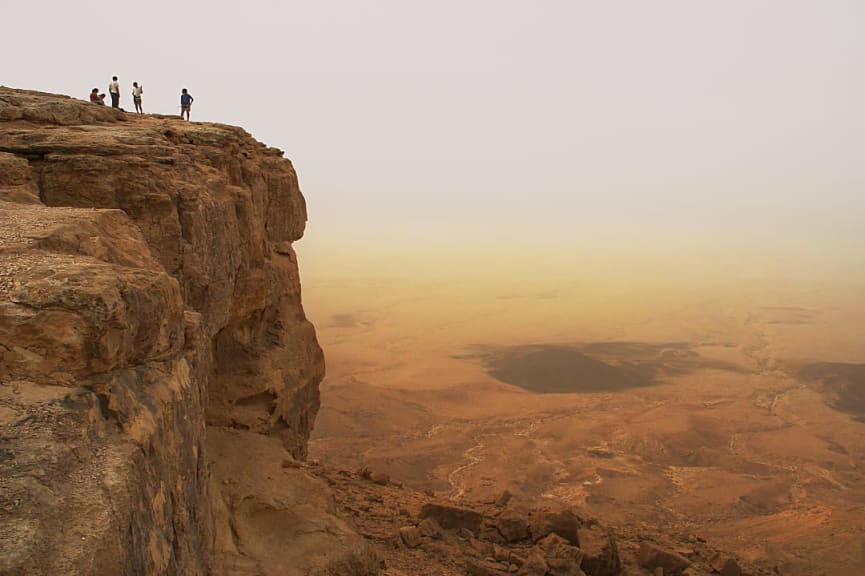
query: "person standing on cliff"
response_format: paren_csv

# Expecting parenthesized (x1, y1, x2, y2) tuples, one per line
(108, 76, 120, 108)
(132, 82, 144, 113)
(180, 88, 194, 121)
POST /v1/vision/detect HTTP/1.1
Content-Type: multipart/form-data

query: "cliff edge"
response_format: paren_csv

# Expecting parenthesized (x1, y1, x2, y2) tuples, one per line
(0, 89, 769, 576)
(0, 88, 376, 575)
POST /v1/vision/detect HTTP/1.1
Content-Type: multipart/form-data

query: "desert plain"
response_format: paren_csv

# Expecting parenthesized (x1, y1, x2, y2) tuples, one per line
(301, 246, 865, 575)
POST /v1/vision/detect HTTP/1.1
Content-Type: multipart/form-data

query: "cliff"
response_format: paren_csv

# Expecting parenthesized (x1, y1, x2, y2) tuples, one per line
(0, 89, 769, 576)
(0, 88, 376, 575)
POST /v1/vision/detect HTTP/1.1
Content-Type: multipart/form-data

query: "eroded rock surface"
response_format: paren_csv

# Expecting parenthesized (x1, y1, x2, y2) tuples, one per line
(317, 465, 773, 576)
(0, 87, 330, 575)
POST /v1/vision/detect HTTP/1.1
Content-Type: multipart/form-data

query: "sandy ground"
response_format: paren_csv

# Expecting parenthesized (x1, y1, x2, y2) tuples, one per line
(301, 260, 865, 576)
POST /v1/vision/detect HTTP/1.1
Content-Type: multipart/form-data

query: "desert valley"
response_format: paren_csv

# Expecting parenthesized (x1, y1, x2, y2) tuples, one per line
(304, 254, 865, 575)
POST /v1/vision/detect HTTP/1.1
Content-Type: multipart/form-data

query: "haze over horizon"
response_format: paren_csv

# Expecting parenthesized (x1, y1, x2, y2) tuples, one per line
(6, 5, 865, 573)
(4, 1, 864, 286)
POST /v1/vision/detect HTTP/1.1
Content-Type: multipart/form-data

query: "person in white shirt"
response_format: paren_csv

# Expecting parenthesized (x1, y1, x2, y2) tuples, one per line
(132, 82, 144, 113)
(108, 76, 120, 108)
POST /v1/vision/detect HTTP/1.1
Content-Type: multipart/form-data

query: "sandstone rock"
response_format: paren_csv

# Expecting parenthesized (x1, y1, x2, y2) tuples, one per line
(420, 540, 454, 558)
(480, 522, 507, 544)
(496, 490, 514, 507)
(638, 542, 691, 576)
(417, 517, 443, 539)
(1, 88, 322, 459)
(399, 526, 422, 549)
(209, 429, 379, 576)
(518, 551, 550, 576)
(470, 537, 495, 557)
(0, 88, 125, 125)
(0, 152, 40, 203)
(496, 508, 531, 543)
(539, 533, 585, 575)
(420, 502, 484, 532)
(0, 199, 209, 575)
(467, 559, 509, 575)
(550, 561, 586, 576)
(509, 551, 527, 567)
(0, 87, 326, 576)
(529, 506, 583, 547)
(578, 525, 622, 576)
(710, 554, 741, 576)
(370, 471, 391, 486)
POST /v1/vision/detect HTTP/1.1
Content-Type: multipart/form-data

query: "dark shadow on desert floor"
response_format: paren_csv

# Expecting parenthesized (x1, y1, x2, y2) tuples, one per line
(464, 342, 745, 394)
(798, 362, 865, 420)
(329, 313, 361, 328)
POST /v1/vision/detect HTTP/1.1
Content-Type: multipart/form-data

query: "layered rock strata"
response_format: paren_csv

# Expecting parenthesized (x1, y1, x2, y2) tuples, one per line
(0, 88, 359, 575)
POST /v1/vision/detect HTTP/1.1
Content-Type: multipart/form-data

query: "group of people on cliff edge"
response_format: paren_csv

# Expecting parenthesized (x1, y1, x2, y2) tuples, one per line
(89, 75, 194, 120)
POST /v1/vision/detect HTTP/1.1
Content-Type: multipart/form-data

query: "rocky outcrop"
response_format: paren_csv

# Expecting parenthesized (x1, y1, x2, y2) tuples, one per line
(316, 465, 775, 576)
(637, 542, 691, 575)
(0, 186, 211, 575)
(0, 88, 341, 575)
(0, 88, 773, 576)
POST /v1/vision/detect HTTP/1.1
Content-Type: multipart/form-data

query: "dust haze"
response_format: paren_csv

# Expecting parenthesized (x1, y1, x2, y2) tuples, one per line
(302, 245, 865, 574)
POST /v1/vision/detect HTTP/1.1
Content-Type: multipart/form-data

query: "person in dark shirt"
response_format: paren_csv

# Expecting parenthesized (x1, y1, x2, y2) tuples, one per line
(180, 88, 194, 120)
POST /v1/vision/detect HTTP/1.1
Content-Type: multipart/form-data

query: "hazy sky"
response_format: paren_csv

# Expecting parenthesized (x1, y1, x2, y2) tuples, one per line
(4, 1, 863, 280)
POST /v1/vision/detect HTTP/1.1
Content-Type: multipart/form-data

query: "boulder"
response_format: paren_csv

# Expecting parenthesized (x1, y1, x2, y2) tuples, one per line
(493, 544, 511, 562)
(578, 525, 622, 576)
(370, 471, 391, 486)
(420, 503, 484, 532)
(480, 522, 507, 544)
(496, 508, 530, 543)
(539, 533, 585, 576)
(529, 507, 583, 547)
(209, 430, 380, 576)
(399, 526, 422, 549)
(418, 517, 443, 539)
(710, 554, 741, 576)
(517, 552, 549, 576)
(638, 542, 691, 576)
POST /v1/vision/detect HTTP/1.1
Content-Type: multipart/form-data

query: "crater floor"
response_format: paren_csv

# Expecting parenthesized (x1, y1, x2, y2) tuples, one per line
(304, 269, 865, 576)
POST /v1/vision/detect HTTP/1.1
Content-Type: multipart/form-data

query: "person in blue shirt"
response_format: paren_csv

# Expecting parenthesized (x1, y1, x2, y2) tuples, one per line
(180, 88, 194, 121)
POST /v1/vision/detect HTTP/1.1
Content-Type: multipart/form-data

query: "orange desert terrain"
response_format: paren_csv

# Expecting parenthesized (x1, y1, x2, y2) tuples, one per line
(302, 251, 865, 575)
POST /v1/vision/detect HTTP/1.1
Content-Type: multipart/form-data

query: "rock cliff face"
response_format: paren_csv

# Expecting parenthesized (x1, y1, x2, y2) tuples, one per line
(0, 88, 767, 576)
(0, 88, 369, 575)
